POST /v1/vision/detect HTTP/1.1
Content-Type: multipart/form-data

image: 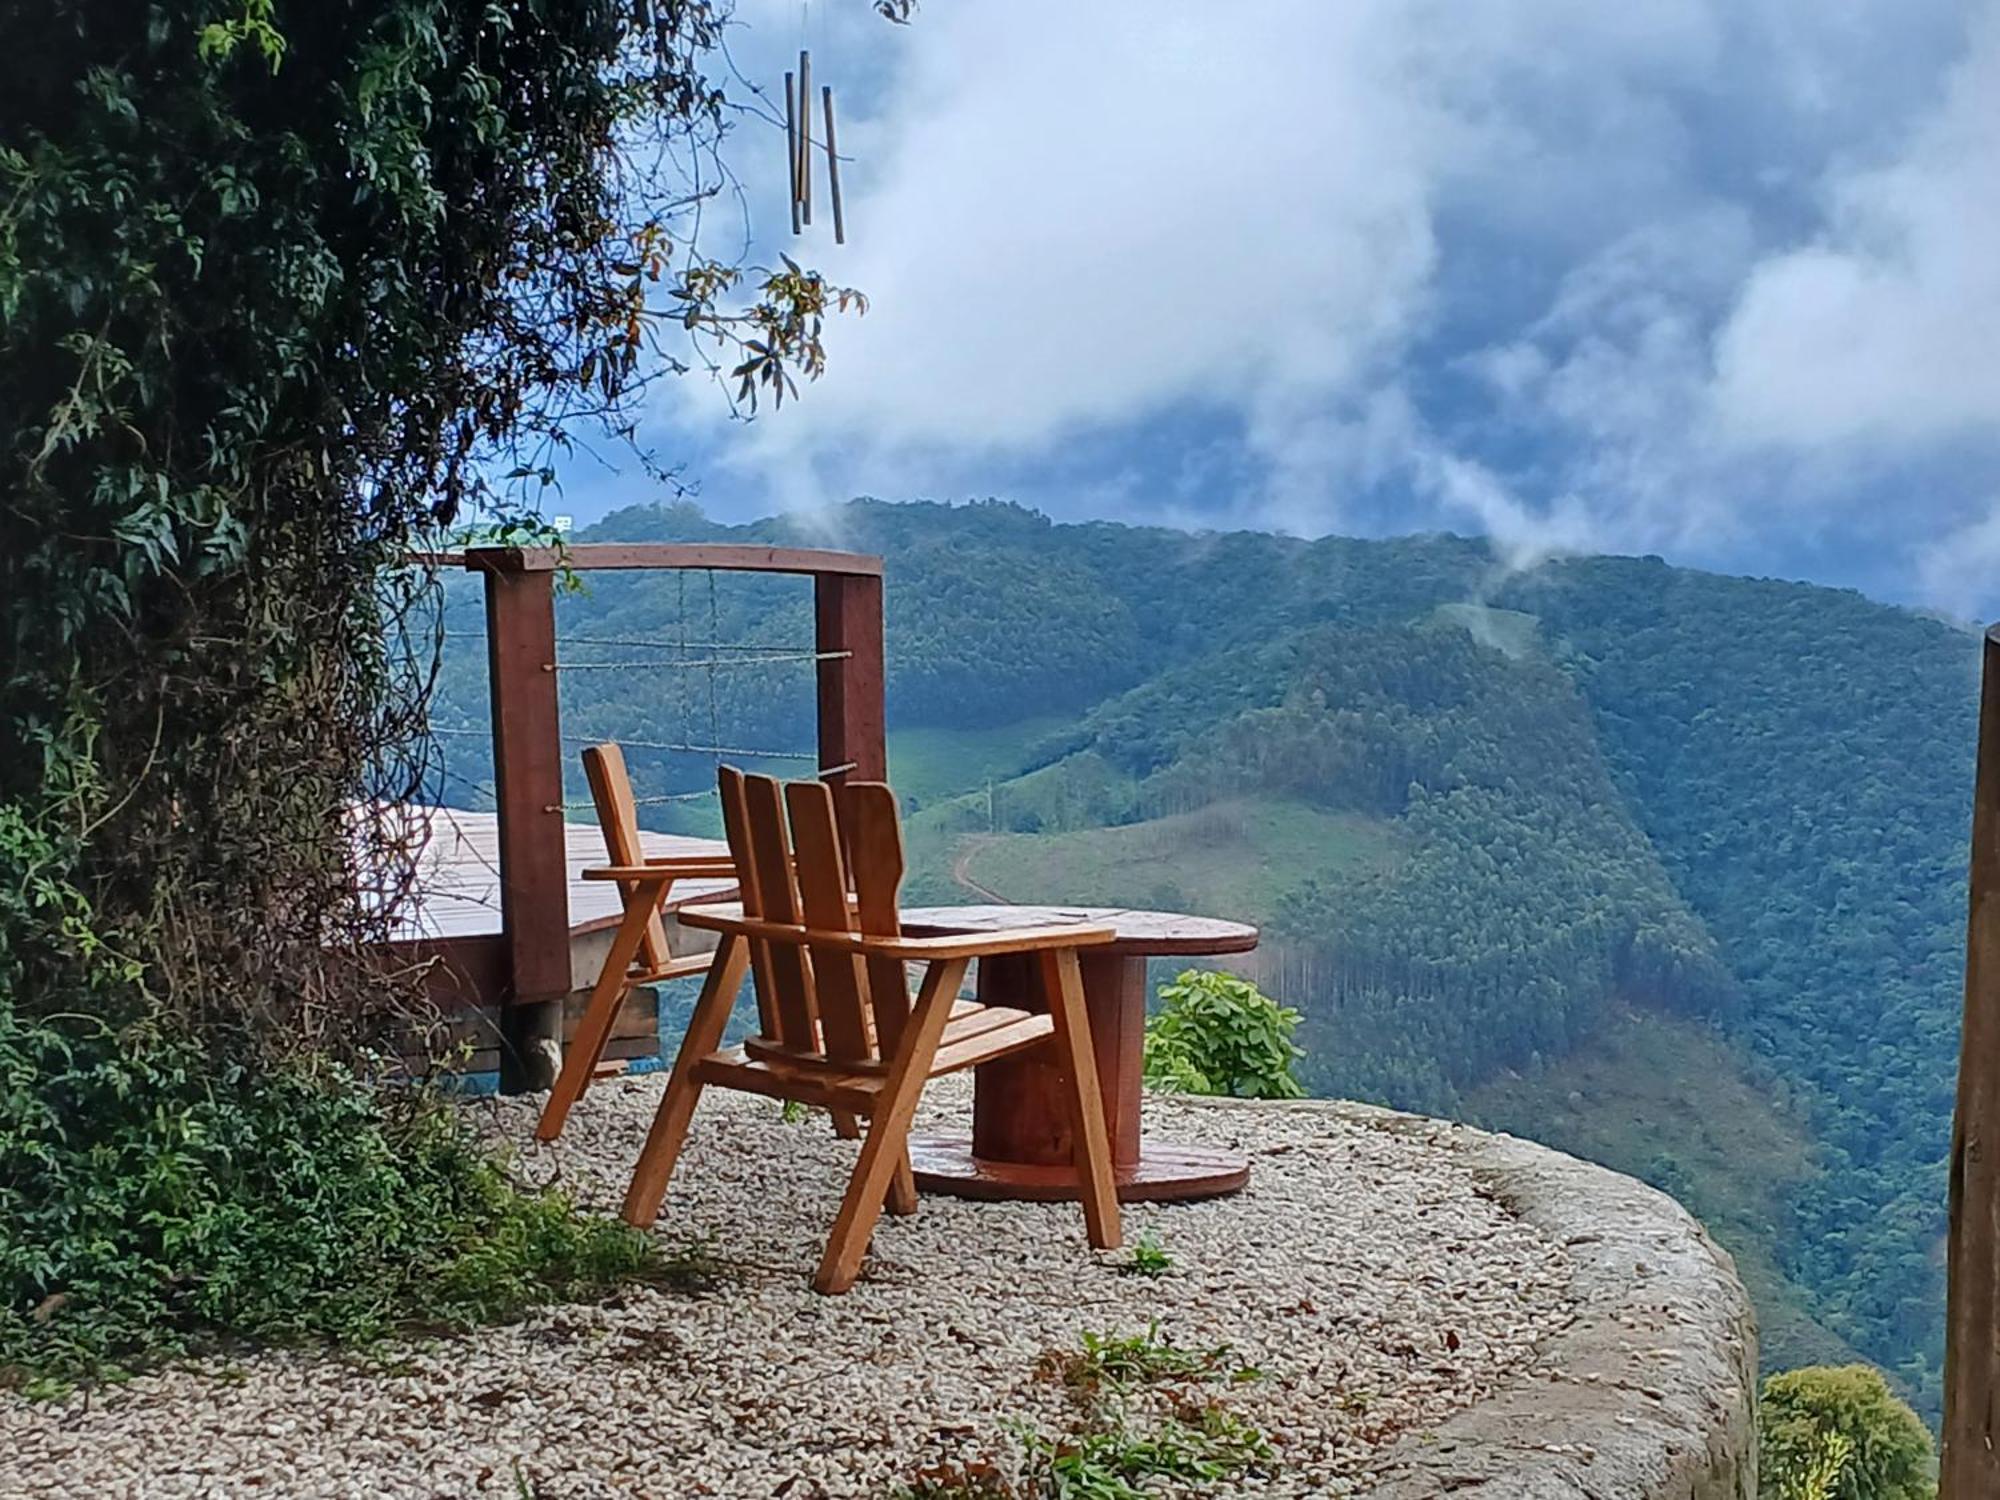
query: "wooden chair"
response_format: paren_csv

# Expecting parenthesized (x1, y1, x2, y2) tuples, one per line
(534, 743, 739, 1142)
(606, 766, 1124, 1293)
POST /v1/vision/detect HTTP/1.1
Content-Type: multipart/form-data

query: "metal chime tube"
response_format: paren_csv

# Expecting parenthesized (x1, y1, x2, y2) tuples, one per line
(797, 50, 813, 226)
(822, 86, 845, 245)
(784, 71, 801, 236)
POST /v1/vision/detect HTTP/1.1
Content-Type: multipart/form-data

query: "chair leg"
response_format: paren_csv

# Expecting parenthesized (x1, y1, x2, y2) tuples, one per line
(886, 1152, 919, 1217)
(621, 936, 750, 1228)
(815, 958, 967, 1293)
(1040, 947, 1123, 1251)
(538, 882, 663, 1142)
(831, 1109, 862, 1140)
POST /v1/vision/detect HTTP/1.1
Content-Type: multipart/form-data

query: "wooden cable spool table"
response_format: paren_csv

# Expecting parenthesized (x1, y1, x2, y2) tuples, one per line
(897, 905, 1260, 1203)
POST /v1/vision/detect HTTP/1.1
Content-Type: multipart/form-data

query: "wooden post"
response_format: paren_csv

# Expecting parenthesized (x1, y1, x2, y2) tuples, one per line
(814, 571, 886, 782)
(472, 549, 571, 1093)
(1945, 622, 2000, 1498)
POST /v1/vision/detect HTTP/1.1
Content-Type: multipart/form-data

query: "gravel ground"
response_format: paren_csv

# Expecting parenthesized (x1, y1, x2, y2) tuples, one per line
(2, 1076, 1578, 1499)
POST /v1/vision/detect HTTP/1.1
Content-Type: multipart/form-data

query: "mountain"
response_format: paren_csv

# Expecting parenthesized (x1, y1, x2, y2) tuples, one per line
(430, 498, 1975, 1413)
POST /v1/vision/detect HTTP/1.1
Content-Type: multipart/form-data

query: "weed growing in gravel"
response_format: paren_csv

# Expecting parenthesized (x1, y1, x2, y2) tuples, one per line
(1117, 1231, 1173, 1279)
(897, 1323, 1273, 1497)
(1021, 1399, 1274, 1498)
(1040, 1322, 1257, 1398)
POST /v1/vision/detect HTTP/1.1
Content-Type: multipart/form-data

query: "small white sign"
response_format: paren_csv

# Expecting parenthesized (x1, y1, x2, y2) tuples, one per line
(552, 514, 574, 534)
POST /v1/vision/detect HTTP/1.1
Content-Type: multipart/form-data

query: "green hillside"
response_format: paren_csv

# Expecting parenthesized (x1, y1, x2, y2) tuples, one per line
(431, 497, 1974, 1413)
(1467, 1007, 1868, 1375)
(958, 799, 1402, 918)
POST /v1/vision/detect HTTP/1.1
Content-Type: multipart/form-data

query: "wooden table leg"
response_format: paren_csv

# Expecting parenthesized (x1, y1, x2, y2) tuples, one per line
(909, 951, 1249, 1203)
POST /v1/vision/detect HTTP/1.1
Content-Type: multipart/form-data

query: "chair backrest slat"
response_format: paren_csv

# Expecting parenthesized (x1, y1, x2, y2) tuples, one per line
(785, 780, 875, 1065)
(717, 766, 780, 1038)
(840, 782, 913, 1056)
(583, 743, 669, 972)
(740, 771, 819, 1050)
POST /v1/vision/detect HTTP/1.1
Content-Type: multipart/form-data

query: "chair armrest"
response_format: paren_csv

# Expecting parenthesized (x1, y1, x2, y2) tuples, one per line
(643, 856, 738, 876)
(581, 858, 746, 882)
(675, 903, 1116, 959)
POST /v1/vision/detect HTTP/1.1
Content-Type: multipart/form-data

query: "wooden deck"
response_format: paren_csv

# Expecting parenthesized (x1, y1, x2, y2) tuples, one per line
(379, 802, 737, 1088)
(389, 805, 735, 943)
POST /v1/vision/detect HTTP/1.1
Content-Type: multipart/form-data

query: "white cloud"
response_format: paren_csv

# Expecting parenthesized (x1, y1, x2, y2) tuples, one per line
(1712, 4, 2000, 449)
(692, 3, 1447, 517)
(625, 0, 1996, 610)
(1917, 499, 2000, 618)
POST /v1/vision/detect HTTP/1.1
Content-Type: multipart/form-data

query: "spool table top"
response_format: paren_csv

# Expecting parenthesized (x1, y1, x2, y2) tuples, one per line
(897, 905, 1258, 958)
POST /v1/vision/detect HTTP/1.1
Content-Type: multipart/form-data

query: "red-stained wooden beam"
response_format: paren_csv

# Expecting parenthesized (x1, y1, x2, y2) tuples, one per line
(481, 560, 570, 1090)
(463, 543, 882, 578)
(1944, 623, 2000, 1499)
(814, 570, 887, 782)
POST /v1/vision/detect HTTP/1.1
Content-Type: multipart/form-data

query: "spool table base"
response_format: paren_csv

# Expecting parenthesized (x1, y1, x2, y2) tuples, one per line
(907, 1133, 1249, 1204)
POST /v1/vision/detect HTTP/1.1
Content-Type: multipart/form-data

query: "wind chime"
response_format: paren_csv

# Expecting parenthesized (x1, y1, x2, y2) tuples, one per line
(784, 49, 845, 243)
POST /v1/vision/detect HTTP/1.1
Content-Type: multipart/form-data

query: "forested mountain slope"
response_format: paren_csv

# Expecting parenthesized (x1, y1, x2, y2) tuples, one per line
(432, 498, 1975, 1413)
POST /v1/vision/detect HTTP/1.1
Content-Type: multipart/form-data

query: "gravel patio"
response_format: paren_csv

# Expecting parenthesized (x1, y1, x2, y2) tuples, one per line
(3, 1076, 1587, 1498)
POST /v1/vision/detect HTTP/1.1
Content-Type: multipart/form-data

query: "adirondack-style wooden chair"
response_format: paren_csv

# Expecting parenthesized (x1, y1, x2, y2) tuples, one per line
(605, 766, 1123, 1293)
(534, 743, 739, 1142)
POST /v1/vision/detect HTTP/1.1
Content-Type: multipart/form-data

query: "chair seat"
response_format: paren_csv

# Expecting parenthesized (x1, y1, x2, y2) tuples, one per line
(702, 1003, 1055, 1113)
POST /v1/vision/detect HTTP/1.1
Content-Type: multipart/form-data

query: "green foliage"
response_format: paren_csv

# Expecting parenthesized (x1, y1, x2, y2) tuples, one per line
(1019, 1402, 1272, 1499)
(2, 0, 861, 1045)
(1767, 1426, 1856, 1500)
(1466, 1009, 1860, 1378)
(2, 1, 869, 1401)
(1041, 1324, 1256, 1398)
(0, 1004, 654, 1392)
(1507, 559, 1974, 1410)
(897, 1324, 1269, 1498)
(1143, 970, 1304, 1100)
(1118, 1231, 1173, 1279)
(1757, 1366, 1935, 1500)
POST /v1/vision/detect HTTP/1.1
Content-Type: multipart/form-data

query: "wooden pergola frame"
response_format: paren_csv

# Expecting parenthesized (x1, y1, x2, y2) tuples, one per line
(455, 541, 887, 1093)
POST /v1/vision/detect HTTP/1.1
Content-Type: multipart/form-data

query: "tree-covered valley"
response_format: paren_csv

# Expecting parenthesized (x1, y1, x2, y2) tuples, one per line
(435, 497, 1976, 1416)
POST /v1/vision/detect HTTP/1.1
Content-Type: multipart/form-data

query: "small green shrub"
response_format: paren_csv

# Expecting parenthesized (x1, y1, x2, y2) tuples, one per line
(1142, 969, 1304, 1099)
(0, 1007, 656, 1392)
(1756, 1365, 1934, 1500)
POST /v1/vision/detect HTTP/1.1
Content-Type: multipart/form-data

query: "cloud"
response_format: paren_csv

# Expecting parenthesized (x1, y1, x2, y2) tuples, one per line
(620, 0, 1997, 611)
(1711, 4, 2000, 450)
(686, 3, 1448, 522)
(1917, 498, 2000, 619)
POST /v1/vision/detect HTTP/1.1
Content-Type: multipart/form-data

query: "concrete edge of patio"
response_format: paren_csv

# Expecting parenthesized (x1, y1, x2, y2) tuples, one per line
(1173, 1095, 1760, 1500)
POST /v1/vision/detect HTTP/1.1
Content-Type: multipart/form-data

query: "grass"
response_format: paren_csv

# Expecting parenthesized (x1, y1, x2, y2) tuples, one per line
(945, 796, 1401, 923)
(889, 716, 1076, 809)
(1038, 1323, 1258, 1401)
(899, 1323, 1272, 1498)
(0, 1009, 697, 1396)
(1020, 1400, 1273, 1499)
(1432, 602, 1542, 659)
(1465, 1005, 1866, 1374)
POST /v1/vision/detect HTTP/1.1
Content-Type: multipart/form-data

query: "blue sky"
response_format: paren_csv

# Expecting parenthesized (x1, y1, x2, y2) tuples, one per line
(553, 0, 2000, 616)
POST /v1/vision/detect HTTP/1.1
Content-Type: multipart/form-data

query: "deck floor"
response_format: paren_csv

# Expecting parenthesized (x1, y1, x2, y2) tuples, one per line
(388, 805, 735, 943)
